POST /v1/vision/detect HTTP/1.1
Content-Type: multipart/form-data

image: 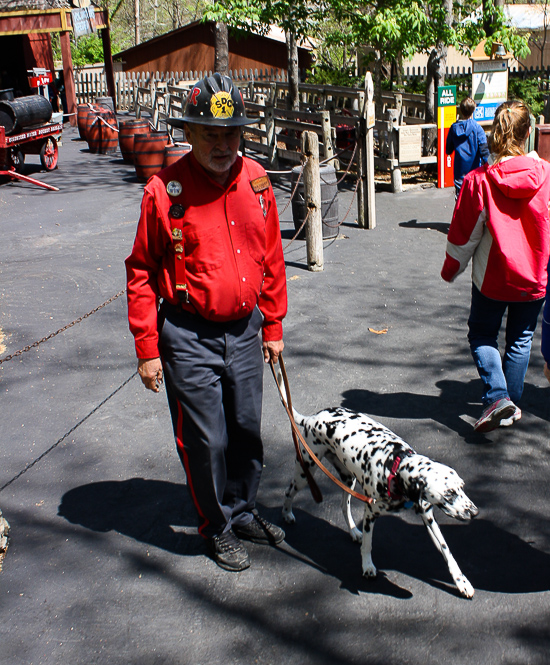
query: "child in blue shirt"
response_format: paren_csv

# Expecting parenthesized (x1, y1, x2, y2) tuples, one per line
(446, 97, 490, 198)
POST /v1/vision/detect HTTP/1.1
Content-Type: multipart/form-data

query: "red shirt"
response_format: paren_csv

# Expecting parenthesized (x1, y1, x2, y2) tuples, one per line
(126, 152, 287, 359)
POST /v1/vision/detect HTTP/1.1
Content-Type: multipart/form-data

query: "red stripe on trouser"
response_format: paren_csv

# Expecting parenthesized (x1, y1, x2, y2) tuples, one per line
(175, 399, 211, 538)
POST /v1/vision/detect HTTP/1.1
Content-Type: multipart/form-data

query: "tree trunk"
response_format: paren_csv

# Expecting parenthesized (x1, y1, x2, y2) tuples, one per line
(286, 30, 300, 110)
(374, 50, 383, 120)
(424, 0, 451, 153)
(214, 22, 229, 76)
(483, 0, 504, 37)
(134, 0, 140, 45)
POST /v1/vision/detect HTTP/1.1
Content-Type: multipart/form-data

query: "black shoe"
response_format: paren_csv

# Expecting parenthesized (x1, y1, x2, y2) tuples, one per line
(209, 530, 250, 572)
(233, 510, 285, 545)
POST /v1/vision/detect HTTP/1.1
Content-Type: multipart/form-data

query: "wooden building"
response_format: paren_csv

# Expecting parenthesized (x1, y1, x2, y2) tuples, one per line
(114, 21, 313, 77)
(0, 0, 115, 125)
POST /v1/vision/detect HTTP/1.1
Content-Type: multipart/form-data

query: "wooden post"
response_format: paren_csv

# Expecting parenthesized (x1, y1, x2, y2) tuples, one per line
(356, 73, 376, 229)
(320, 109, 338, 169)
(59, 27, 77, 127)
(266, 104, 278, 170)
(302, 131, 324, 272)
(100, 25, 117, 111)
(387, 109, 402, 193)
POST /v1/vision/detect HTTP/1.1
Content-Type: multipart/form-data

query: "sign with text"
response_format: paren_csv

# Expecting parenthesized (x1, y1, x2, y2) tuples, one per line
(399, 126, 422, 163)
(437, 86, 456, 188)
(472, 60, 508, 122)
(72, 6, 96, 38)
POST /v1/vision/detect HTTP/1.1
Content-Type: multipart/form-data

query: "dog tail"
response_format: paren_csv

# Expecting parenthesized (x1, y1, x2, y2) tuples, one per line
(276, 368, 306, 425)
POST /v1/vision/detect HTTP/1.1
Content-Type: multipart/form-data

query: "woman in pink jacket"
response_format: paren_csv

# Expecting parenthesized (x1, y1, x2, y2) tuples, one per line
(441, 100, 550, 432)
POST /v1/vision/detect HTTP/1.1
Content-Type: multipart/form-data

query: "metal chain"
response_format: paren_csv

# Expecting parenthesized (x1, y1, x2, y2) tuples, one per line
(0, 290, 126, 365)
(278, 154, 309, 216)
(0, 370, 138, 493)
(283, 206, 312, 251)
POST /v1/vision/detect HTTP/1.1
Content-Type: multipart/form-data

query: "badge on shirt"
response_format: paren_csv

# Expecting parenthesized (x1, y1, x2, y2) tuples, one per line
(250, 175, 270, 193)
(166, 180, 183, 197)
(172, 228, 183, 240)
(169, 204, 185, 219)
(259, 194, 267, 218)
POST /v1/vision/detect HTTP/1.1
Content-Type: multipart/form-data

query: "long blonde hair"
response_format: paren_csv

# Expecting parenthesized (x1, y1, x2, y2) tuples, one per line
(490, 100, 531, 163)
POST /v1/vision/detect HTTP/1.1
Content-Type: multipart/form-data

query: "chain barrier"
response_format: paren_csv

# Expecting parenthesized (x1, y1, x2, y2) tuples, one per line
(283, 206, 312, 251)
(0, 289, 126, 365)
(272, 155, 309, 216)
(0, 371, 138, 493)
(278, 138, 359, 245)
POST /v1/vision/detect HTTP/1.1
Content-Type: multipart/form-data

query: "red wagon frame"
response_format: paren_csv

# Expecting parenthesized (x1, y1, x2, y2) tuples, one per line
(0, 122, 63, 191)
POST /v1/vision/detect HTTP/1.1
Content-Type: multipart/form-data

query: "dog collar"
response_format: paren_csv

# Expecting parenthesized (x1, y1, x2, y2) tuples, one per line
(387, 456, 401, 500)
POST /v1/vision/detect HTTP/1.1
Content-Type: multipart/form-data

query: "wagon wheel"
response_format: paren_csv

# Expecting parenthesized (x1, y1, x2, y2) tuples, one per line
(40, 137, 58, 171)
(10, 149, 25, 173)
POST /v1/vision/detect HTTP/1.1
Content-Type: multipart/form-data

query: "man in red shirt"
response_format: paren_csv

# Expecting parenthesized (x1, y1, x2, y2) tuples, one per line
(125, 74, 288, 571)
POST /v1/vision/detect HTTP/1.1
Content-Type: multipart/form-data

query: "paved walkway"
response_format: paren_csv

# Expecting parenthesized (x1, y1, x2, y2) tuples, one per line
(1, 122, 549, 665)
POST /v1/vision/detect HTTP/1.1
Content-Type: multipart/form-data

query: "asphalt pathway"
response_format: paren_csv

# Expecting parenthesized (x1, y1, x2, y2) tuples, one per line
(1, 120, 549, 665)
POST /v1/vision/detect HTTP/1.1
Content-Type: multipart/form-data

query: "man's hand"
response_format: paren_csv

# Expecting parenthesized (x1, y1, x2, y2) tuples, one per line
(544, 362, 550, 385)
(262, 339, 284, 364)
(138, 357, 163, 392)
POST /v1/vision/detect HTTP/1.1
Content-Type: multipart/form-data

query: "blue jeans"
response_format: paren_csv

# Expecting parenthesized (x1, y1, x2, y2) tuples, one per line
(467, 285, 544, 406)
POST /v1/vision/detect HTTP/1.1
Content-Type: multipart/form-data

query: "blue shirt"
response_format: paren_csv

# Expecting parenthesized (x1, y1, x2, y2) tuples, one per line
(446, 118, 490, 192)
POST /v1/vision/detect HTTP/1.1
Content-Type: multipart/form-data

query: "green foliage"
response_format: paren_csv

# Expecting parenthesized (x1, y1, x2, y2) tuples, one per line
(508, 76, 545, 118)
(51, 32, 113, 66)
(71, 33, 106, 66)
(306, 65, 361, 87)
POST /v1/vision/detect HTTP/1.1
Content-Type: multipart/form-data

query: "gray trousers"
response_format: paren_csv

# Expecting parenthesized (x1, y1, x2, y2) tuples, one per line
(159, 304, 264, 539)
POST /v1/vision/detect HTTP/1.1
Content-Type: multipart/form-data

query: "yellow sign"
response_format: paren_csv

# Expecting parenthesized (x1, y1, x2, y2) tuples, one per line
(210, 91, 234, 119)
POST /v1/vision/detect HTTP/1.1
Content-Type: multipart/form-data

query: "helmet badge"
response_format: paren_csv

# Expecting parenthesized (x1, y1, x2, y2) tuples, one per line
(210, 91, 234, 119)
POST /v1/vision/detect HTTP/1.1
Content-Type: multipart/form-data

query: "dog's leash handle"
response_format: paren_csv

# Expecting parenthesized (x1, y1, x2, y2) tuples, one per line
(270, 354, 374, 505)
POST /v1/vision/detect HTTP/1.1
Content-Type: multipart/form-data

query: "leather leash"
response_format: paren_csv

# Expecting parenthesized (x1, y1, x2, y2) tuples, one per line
(270, 354, 374, 505)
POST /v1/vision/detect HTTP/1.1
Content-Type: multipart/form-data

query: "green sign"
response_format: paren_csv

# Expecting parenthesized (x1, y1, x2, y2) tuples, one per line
(437, 86, 457, 107)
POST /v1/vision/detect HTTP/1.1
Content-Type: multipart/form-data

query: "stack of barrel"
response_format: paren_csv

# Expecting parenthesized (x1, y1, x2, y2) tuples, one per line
(119, 118, 191, 182)
(76, 99, 191, 181)
(76, 100, 118, 156)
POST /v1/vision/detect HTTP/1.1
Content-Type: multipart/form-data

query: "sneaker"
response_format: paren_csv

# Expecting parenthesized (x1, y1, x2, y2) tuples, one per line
(233, 510, 285, 545)
(474, 398, 517, 433)
(209, 530, 250, 572)
(500, 406, 522, 428)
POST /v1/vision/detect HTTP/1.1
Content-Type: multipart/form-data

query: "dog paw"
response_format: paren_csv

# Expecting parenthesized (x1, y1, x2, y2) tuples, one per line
(281, 509, 296, 524)
(350, 527, 362, 543)
(361, 559, 377, 578)
(456, 576, 475, 599)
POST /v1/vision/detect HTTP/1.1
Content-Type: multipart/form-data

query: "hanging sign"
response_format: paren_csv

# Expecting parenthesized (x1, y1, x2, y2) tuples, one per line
(437, 85, 456, 189)
(72, 6, 96, 38)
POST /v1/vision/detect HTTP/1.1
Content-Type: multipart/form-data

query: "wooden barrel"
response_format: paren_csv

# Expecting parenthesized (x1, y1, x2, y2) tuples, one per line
(85, 107, 105, 154)
(134, 132, 170, 182)
(118, 119, 149, 163)
(99, 109, 119, 154)
(76, 104, 90, 140)
(95, 96, 115, 113)
(163, 143, 192, 168)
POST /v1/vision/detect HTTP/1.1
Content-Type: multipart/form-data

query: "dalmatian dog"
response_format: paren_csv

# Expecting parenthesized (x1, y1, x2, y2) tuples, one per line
(279, 380, 479, 598)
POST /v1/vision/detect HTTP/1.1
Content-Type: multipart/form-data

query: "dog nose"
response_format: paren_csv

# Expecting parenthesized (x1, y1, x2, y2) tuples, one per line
(469, 503, 479, 518)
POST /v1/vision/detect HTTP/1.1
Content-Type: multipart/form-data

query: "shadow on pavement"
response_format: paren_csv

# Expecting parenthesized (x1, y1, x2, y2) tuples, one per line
(281, 509, 550, 597)
(341, 379, 550, 443)
(59, 479, 550, 598)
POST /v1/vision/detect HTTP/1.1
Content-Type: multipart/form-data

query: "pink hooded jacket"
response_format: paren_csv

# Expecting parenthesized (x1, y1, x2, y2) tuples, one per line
(441, 153, 550, 301)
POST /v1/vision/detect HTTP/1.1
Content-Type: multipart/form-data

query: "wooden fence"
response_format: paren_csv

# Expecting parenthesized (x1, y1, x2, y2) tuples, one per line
(74, 69, 438, 190)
